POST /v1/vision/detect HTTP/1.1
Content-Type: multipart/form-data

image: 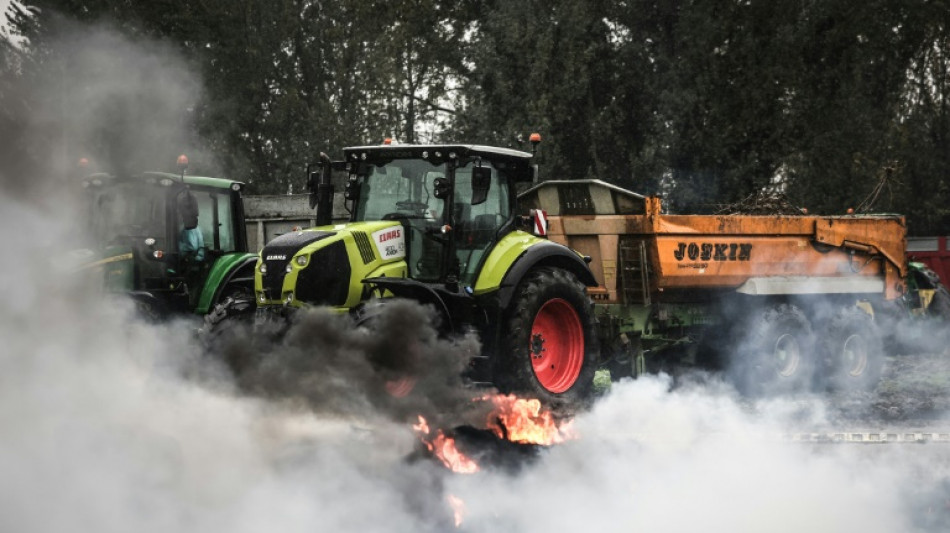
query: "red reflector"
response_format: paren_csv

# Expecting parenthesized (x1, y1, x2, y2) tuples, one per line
(153, 250, 164, 259)
(532, 209, 548, 236)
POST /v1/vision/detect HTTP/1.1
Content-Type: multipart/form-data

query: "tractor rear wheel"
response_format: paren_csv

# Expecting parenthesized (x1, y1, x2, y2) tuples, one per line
(498, 267, 597, 407)
(820, 308, 883, 391)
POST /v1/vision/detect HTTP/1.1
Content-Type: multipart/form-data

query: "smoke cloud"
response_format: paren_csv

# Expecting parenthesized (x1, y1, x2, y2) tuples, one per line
(3, 17, 950, 533)
(1, 16, 219, 201)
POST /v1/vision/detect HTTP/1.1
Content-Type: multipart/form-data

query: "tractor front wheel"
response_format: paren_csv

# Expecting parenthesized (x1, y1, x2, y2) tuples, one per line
(498, 268, 597, 407)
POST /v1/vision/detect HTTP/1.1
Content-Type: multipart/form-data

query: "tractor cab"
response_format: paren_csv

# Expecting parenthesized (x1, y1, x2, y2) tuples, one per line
(76, 165, 256, 317)
(323, 144, 536, 288)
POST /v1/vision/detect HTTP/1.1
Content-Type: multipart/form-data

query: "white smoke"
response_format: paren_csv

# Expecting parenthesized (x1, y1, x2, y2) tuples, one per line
(2, 17, 950, 533)
(3, 194, 949, 532)
(448, 377, 948, 532)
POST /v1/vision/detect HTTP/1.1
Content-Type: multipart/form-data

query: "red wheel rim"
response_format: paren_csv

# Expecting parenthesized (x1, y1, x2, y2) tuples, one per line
(529, 298, 584, 393)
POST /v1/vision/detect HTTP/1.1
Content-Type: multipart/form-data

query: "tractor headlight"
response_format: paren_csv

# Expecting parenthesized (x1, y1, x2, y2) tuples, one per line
(295, 255, 309, 267)
(285, 263, 293, 273)
(259, 262, 267, 274)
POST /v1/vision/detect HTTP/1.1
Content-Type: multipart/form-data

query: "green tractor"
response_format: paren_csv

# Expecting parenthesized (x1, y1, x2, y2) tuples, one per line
(252, 142, 600, 403)
(74, 158, 258, 320)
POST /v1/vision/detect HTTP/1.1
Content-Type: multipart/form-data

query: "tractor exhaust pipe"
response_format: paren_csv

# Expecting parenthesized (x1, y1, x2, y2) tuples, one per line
(311, 152, 335, 227)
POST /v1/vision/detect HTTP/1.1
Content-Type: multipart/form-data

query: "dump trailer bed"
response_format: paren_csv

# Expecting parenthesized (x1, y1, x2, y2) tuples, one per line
(520, 180, 907, 304)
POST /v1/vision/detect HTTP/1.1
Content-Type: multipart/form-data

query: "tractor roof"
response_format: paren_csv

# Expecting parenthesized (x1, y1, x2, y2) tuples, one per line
(342, 143, 532, 161)
(82, 171, 244, 191)
(341, 143, 536, 181)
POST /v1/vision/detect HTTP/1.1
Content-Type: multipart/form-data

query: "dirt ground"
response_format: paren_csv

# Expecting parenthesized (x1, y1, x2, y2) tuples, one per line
(827, 351, 950, 424)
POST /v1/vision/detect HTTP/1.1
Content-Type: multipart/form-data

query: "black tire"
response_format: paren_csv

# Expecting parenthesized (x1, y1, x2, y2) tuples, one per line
(496, 267, 598, 407)
(729, 303, 816, 395)
(606, 335, 642, 381)
(928, 286, 950, 320)
(202, 292, 257, 357)
(820, 308, 883, 391)
(130, 295, 168, 323)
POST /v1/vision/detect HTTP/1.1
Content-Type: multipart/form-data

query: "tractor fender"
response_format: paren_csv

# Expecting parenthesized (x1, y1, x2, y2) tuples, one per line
(197, 253, 259, 314)
(361, 277, 455, 331)
(496, 241, 597, 310)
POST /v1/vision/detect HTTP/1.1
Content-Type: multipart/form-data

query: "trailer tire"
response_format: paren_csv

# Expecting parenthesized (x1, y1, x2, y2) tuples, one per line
(929, 286, 950, 320)
(820, 308, 883, 391)
(498, 267, 597, 408)
(730, 304, 816, 395)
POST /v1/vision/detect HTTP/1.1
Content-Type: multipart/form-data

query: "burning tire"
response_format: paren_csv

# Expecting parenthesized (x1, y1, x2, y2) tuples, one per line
(820, 308, 883, 390)
(498, 267, 597, 406)
(730, 304, 816, 394)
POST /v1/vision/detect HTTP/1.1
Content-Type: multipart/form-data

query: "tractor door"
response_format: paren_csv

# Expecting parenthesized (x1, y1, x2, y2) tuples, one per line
(176, 187, 244, 304)
(353, 158, 449, 282)
(452, 161, 511, 287)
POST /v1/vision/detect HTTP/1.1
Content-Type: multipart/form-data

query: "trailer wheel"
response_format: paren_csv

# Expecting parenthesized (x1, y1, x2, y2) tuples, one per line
(498, 267, 597, 406)
(821, 308, 883, 391)
(731, 304, 815, 394)
(929, 286, 950, 320)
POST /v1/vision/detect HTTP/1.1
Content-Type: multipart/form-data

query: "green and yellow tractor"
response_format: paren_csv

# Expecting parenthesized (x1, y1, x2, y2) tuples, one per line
(73, 158, 258, 320)
(251, 142, 600, 403)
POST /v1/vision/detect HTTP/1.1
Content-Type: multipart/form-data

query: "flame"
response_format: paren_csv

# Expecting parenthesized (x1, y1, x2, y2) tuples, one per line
(412, 414, 430, 434)
(484, 394, 576, 445)
(410, 394, 575, 475)
(413, 416, 479, 474)
(446, 494, 466, 527)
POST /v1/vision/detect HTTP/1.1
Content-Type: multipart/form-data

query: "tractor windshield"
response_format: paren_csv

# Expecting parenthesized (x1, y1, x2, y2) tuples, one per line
(354, 158, 448, 281)
(353, 158, 446, 222)
(86, 182, 167, 248)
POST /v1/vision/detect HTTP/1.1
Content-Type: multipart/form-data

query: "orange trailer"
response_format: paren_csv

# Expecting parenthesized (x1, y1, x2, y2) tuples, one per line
(520, 180, 910, 392)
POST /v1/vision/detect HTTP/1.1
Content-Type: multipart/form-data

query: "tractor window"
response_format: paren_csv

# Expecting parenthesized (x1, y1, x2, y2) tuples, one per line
(454, 161, 510, 286)
(216, 193, 235, 251)
(89, 182, 166, 247)
(354, 158, 448, 281)
(179, 189, 239, 254)
(354, 159, 446, 221)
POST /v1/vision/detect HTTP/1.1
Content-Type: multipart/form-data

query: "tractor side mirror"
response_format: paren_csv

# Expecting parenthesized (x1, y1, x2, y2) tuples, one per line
(471, 166, 491, 206)
(433, 177, 452, 199)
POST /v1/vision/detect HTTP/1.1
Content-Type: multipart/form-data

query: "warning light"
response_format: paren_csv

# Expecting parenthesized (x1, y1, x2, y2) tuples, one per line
(383, 138, 393, 145)
(177, 154, 189, 168)
(78, 157, 89, 168)
(528, 133, 542, 156)
(846, 208, 854, 214)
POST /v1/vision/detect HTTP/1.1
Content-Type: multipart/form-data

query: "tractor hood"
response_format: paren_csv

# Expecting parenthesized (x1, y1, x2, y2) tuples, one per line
(68, 245, 135, 293)
(256, 221, 408, 309)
